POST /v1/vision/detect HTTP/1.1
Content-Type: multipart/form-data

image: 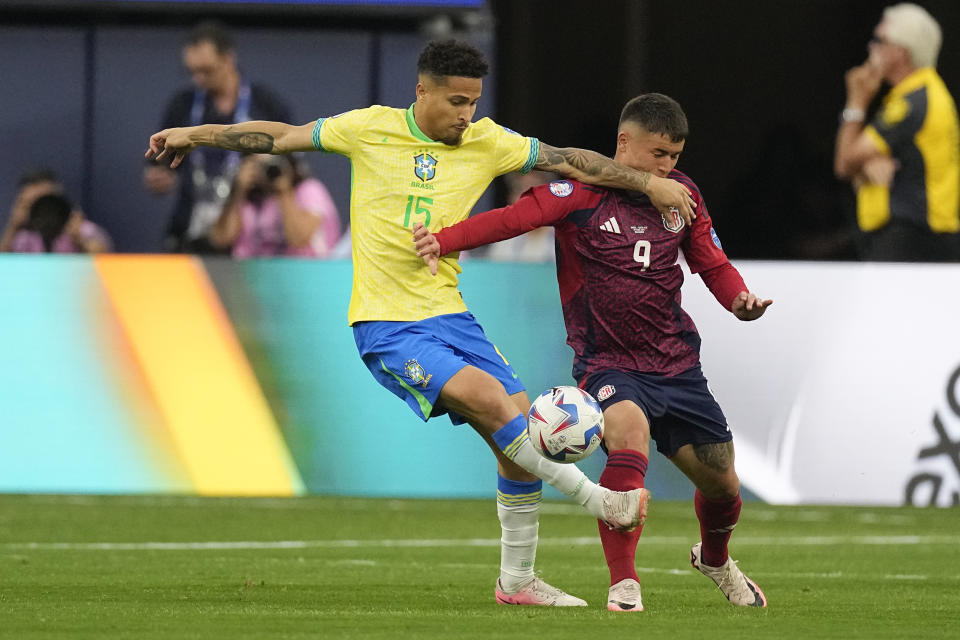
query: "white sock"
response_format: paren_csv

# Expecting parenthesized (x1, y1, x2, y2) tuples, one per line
(494, 414, 607, 519)
(512, 440, 605, 519)
(497, 501, 538, 592)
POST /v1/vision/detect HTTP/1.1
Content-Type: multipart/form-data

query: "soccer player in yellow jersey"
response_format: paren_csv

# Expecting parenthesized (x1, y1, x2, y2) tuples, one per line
(148, 39, 696, 607)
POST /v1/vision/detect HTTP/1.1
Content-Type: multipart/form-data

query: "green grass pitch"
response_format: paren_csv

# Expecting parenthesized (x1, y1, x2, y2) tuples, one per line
(1, 494, 958, 639)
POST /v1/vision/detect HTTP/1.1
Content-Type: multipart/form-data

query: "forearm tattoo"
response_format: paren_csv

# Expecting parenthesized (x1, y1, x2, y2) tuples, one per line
(693, 442, 735, 473)
(536, 144, 651, 191)
(213, 128, 275, 153)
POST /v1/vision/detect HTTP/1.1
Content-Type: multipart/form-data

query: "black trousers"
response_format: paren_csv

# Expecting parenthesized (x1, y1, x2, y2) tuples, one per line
(858, 220, 959, 262)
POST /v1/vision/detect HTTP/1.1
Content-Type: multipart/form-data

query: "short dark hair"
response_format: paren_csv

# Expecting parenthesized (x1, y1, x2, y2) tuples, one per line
(17, 167, 60, 189)
(417, 39, 489, 80)
(619, 93, 688, 142)
(186, 20, 234, 54)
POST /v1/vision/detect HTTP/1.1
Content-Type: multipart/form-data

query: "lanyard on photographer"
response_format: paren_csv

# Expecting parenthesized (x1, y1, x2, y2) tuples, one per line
(186, 81, 251, 240)
(189, 81, 252, 200)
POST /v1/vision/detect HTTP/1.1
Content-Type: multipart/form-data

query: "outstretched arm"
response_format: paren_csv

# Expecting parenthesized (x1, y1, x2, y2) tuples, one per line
(146, 120, 317, 168)
(535, 142, 696, 224)
(413, 181, 580, 275)
(699, 262, 772, 321)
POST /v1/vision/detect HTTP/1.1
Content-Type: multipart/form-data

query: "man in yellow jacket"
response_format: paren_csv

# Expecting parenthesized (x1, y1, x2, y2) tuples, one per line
(834, 3, 959, 261)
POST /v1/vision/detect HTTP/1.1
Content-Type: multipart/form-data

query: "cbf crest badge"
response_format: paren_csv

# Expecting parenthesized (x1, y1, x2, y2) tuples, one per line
(414, 152, 438, 181)
(403, 359, 433, 388)
(662, 206, 685, 233)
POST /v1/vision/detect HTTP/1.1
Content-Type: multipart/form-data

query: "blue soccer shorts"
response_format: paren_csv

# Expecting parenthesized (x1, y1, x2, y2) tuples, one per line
(353, 311, 525, 424)
(582, 365, 731, 458)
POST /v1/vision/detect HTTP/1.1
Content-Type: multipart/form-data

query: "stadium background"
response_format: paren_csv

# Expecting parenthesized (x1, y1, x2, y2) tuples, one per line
(0, 0, 958, 507)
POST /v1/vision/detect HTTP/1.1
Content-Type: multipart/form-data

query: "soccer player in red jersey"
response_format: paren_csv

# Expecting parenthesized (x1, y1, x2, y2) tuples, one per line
(414, 93, 772, 611)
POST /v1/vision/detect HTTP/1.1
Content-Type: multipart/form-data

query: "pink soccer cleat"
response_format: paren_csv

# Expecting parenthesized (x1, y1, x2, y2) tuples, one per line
(495, 577, 587, 606)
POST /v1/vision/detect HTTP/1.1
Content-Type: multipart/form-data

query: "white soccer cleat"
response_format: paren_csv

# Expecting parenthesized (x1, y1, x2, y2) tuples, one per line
(607, 578, 643, 612)
(690, 542, 767, 607)
(601, 487, 650, 532)
(495, 577, 588, 606)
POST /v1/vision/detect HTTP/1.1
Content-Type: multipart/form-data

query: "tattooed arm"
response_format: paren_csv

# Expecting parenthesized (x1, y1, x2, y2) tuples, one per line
(146, 120, 316, 168)
(536, 142, 697, 223)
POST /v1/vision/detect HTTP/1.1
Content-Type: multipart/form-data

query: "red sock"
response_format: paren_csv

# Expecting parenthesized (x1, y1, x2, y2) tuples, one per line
(598, 449, 648, 585)
(694, 489, 741, 567)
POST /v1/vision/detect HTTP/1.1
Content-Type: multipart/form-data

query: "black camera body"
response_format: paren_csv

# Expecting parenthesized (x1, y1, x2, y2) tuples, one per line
(264, 157, 285, 181)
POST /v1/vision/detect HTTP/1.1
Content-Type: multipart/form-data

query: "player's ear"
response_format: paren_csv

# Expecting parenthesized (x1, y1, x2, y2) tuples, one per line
(616, 130, 629, 153)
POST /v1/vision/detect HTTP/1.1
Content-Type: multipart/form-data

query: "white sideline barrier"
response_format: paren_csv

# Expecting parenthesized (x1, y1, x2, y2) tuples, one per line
(679, 261, 960, 507)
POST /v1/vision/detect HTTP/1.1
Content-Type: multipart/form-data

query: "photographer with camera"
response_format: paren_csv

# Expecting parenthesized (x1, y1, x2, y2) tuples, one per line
(144, 21, 294, 254)
(2, 168, 112, 254)
(208, 153, 340, 258)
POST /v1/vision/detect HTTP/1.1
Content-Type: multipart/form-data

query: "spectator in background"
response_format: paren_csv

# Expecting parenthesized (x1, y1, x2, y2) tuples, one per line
(208, 153, 339, 258)
(484, 171, 557, 262)
(144, 20, 292, 254)
(1, 169, 111, 254)
(834, 3, 959, 261)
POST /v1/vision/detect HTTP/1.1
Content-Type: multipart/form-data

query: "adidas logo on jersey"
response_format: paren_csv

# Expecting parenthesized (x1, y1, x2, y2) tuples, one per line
(600, 217, 621, 234)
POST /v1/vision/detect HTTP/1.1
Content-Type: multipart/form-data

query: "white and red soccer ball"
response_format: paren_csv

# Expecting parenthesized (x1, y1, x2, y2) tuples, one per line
(526, 386, 604, 463)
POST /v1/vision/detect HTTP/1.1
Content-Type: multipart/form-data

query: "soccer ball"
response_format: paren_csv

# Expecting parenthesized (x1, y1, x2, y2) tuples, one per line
(526, 386, 604, 463)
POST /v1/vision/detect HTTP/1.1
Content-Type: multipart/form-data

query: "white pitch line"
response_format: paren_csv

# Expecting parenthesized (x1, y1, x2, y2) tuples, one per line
(360, 563, 953, 582)
(2, 534, 957, 552)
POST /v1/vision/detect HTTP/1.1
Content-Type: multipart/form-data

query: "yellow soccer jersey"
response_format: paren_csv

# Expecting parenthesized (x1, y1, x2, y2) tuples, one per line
(313, 104, 539, 324)
(859, 67, 960, 233)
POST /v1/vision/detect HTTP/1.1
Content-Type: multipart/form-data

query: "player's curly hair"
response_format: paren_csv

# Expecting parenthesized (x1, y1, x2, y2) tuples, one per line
(619, 93, 689, 143)
(417, 39, 489, 80)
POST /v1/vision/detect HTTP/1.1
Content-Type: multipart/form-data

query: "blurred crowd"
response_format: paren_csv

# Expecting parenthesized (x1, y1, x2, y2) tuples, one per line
(3, 6, 958, 262)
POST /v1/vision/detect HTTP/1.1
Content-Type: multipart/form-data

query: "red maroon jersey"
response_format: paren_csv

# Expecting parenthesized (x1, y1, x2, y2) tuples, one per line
(435, 171, 745, 378)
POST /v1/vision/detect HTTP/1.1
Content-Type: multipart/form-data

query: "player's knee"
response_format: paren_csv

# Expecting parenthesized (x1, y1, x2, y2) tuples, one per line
(446, 376, 514, 426)
(697, 472, 740, 500)
(603, 428, 649, 452)
(601, 407, 650, 452)
(498, 459, 537, 483)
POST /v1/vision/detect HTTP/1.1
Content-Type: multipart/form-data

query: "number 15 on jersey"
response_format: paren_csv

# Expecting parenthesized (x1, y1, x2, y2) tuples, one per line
(404, 195, 433, 227)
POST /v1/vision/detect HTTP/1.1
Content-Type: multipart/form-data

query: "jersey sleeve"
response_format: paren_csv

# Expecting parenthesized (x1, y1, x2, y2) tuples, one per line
(294, 178, 336, 218)
(677, 178, 746, 310)
(490, 121, 540, 176)
(865, 90, 926, 154)
(312, 108, 373, 157)
(435, 179, 592, 254)
(81, 222, 113, 252)
(680, 183, 730, 274)
(699, 262, 747, 311)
